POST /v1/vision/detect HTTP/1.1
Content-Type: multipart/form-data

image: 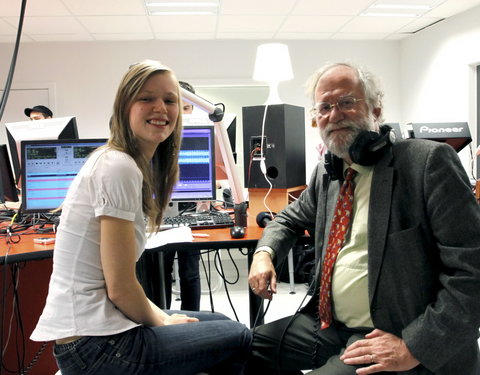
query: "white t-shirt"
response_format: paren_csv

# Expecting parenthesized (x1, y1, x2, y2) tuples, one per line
(31, 148, 147, 341)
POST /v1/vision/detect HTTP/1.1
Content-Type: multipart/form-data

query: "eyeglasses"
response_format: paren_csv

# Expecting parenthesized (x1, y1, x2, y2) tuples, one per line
(310, 96, 364, 118)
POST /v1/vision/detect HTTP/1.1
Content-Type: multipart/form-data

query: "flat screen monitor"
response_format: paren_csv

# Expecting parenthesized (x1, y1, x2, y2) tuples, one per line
(5, 116, 79, 183)
(21, 138, 106, 213)
(0, 144, 19, 203)
(171, 125, 216, 202)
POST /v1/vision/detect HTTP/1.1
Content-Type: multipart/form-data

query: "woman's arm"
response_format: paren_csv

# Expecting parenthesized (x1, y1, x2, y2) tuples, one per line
(100, 216, 198, 326)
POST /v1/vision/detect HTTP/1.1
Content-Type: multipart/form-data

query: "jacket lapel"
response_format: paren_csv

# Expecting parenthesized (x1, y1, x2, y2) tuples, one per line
(367, 150, 394, 305)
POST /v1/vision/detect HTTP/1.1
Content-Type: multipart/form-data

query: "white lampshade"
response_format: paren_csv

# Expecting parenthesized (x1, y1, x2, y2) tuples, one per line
(253, 43, 294, 105)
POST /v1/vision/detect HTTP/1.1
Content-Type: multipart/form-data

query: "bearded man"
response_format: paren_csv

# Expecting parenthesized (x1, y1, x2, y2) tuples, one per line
(245, 62, 480, 375)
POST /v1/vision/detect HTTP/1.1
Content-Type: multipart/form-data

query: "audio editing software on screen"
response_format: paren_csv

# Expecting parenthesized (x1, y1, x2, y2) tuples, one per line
(22, 139, 106, 212)
(171, 126, 215, 202)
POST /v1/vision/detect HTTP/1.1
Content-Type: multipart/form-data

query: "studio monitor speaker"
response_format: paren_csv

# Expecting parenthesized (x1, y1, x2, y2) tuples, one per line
(242, 104, 305, 189)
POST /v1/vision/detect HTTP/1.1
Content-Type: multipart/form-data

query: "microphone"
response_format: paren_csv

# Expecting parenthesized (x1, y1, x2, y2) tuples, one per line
(256, 211, 276, 228)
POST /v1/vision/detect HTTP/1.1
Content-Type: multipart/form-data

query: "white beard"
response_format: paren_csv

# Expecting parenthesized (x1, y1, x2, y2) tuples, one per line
(321, 112, 377, 160)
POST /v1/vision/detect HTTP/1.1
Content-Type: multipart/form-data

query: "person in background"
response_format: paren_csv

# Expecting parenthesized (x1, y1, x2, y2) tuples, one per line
(24, 105, 53, 120)
(31, 60, 251, 375)
(245, 62, 480, 374)
(163, 80, 202, 311)
(179, 80, 195, 114)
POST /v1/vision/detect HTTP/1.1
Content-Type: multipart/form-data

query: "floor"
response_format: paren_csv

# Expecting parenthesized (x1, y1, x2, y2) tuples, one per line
(168, 249, 312, 326)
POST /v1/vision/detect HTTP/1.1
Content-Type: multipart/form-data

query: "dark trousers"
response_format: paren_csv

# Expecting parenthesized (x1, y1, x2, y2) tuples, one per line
(245, 310, 371, 375)
(163, 249, 201, 311)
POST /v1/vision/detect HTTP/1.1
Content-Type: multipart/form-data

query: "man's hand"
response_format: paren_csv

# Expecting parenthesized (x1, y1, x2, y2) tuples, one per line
(248, 252, 277, 300)
(340, 329, 420, 374)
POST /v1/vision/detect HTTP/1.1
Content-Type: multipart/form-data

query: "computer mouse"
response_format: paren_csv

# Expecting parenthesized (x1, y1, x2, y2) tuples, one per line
(230, 225, 245, 239)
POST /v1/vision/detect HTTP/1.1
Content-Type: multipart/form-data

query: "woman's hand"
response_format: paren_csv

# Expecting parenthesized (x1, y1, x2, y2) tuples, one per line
(163, 313, 199, 325)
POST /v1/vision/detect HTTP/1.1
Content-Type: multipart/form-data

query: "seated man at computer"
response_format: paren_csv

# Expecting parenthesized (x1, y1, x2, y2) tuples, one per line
(24, 105, 53, 121)
(163, 80, 202, 311)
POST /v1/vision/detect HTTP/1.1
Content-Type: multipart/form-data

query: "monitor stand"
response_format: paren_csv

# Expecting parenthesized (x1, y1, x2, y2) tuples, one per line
(164, 201, 179, 217)
(163, 201, 211, 217)
(195, 201, 211, 214)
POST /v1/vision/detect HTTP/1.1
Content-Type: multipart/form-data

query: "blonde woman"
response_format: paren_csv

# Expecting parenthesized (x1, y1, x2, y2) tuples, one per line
(31, 60, 251, 375)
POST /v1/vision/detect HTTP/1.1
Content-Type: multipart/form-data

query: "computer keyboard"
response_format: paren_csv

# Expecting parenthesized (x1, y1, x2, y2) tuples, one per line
(161, 212, 234, 230)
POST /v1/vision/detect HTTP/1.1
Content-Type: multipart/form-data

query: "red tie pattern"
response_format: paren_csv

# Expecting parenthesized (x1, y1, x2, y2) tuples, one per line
(319, 167, 357, 330)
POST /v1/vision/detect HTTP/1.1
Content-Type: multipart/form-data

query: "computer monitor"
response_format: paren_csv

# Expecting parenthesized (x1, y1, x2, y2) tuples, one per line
(409, 122, 471, 152)
(170, 125, 216, 206)
(0, 144, 19, 203)
(20, 138, 107, 213)
(5, 116, 79, 183)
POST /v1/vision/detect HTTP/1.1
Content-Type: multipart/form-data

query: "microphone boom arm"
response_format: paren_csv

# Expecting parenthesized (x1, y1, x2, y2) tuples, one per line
(180, 87, 247, 226)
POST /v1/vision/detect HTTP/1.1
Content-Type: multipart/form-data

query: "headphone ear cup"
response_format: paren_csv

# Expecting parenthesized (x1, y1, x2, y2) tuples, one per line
(349, 126, 394, 166)
(324, 151, 343, 180)
(349, 131, 381, 165)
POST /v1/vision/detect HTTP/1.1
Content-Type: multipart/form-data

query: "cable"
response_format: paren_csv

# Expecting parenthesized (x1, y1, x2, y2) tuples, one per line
(275, 277, 316, 374)
(258, 105, 275, 217)
(1, 244, 11, 375)
(214, 249, 240, 321)
(0, 0, 27, 122)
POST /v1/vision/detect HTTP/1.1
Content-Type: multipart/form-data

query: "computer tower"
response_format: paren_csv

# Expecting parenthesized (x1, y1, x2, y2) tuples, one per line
(242, 104, 305, 189)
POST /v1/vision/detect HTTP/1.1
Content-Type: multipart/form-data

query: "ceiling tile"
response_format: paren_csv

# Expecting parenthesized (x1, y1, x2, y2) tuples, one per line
(280, 15, 353, 33)
(78, 16, 151, 33)
(94, 33, 154, 41)
(61, 0, 145, 16)
(149, 15, 216, 33)
(217, 15, 285, 33)
(29, 33, 94, 42)
(276, 32, 333, 39)
(0, 18, 17, 34)
(0, 0, 479, 42)
(0, 0, 71, 17)
(220, 0, 296, 15)
(340, 15, 418, 33)
(216, 32, 276, 39)
(332, 32, 389, 40)
(154, 32, 216, 40)
(425, 0, 480, 16)
(3, 16, 87, 35)
(292, 0, 374, 15)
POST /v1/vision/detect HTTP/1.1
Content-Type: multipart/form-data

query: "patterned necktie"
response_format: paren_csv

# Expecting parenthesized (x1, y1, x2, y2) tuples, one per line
(319, 167, 357, 330)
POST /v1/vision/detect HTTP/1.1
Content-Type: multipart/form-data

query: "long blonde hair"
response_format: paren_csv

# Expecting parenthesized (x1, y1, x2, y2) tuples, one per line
(108, 60, 183, 232)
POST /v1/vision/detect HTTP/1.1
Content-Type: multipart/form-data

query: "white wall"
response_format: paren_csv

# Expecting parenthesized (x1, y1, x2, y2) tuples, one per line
(0, 39, 401, 181)
(400, 5, 480, 176)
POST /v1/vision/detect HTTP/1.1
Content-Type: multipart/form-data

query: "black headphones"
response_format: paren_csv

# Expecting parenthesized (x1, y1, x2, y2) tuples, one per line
(324, 124, 395, 180)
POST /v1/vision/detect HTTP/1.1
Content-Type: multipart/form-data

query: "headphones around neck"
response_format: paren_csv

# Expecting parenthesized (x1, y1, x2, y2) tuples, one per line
(324, 124, 395, 180)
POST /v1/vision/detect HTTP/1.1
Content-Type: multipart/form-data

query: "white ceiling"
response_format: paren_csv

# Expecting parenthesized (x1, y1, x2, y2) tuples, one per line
(1, 0, 480, 43)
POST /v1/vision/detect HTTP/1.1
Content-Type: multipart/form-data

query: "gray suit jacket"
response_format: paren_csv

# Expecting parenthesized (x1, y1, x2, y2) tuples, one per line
(257, 139, 480, 374)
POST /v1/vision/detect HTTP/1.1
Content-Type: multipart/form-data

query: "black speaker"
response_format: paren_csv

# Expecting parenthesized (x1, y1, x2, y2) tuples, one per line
(242, 104, 305, 189)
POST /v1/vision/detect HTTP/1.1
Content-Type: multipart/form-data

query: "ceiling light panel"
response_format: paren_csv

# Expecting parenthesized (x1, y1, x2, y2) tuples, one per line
(362, 0, 447, 17)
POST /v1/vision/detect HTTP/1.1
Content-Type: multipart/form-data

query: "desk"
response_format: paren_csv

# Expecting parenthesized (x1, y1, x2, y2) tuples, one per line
(1, 229, 57, 375)
(1, 225, 265, 374)
(137, 225, 266, 328)
(1, 224, 267, 329)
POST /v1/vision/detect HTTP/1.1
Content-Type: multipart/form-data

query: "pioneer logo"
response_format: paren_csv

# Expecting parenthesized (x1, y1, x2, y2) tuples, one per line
(419, 125, 464, 134)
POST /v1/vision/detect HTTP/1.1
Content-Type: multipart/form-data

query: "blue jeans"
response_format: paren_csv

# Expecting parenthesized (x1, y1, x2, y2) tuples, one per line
(54, 311, 252, 375)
